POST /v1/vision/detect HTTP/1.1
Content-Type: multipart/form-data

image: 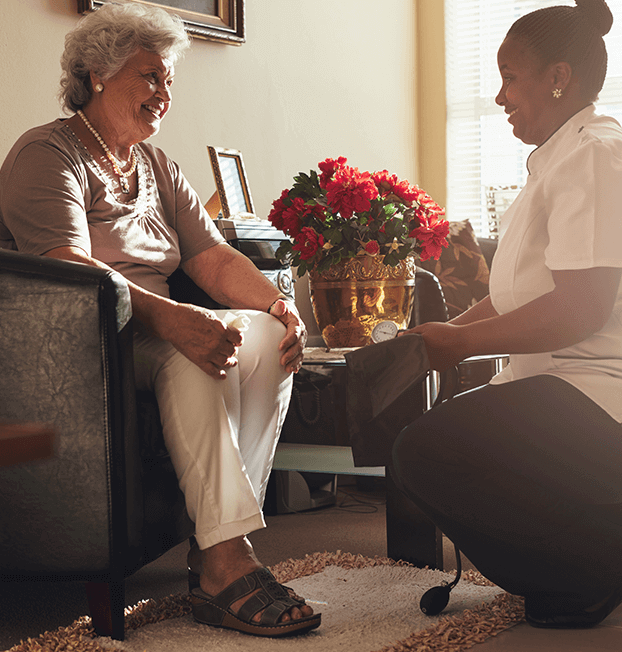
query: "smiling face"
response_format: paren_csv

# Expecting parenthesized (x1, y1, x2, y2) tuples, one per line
(92, 48, 175, 148)
(496, 37, 562, 146)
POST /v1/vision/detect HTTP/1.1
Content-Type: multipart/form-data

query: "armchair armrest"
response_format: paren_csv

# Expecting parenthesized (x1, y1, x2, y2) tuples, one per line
(0, 249, 139, 578)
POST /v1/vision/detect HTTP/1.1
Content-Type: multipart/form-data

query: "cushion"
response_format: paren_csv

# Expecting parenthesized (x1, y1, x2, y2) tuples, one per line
(420, 219, 490, 319)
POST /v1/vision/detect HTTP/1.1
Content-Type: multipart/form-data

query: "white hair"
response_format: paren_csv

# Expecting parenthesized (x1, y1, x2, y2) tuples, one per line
(59, 2, 191, 113)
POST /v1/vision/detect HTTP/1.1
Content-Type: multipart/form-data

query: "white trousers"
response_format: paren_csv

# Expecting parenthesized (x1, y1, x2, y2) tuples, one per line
(133, 310, 292, 550)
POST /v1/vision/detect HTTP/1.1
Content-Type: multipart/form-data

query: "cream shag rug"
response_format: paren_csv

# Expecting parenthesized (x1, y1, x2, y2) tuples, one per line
(7, 552, 525, 652)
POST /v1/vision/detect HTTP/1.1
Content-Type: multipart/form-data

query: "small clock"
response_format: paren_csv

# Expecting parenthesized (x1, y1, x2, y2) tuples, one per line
(371, 320, 399, 343)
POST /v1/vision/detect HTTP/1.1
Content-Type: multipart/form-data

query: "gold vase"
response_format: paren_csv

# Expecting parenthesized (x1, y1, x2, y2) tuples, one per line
(308, 255, 417, 349)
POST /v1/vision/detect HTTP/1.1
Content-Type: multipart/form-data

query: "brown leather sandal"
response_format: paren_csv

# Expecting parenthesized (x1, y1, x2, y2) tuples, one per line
(188, 568, 304, 602)
(189, 567, 321, 638)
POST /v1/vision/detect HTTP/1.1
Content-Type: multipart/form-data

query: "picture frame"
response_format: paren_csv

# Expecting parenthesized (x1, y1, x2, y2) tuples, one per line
(207, 146, 255, 219)
(77, 0, 245, 45)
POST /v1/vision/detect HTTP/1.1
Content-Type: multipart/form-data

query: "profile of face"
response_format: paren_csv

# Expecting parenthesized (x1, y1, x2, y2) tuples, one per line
(496, 36, 565, 147)
(91, 48, 175, 145)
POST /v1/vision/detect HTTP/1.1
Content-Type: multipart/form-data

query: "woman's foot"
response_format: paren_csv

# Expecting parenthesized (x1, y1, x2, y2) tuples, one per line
(187, 536, 315, 625)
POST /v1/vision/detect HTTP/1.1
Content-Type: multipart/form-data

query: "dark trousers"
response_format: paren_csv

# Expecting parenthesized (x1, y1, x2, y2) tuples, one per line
(392, 375, 622, 604)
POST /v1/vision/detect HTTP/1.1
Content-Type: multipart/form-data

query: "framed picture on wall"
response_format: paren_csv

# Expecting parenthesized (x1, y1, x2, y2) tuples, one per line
(77, 1, 245, 45)
(207, 146, 255, 219)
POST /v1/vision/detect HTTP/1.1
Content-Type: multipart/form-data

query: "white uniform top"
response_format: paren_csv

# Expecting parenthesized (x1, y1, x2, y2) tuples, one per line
(489, 105, 622, 422)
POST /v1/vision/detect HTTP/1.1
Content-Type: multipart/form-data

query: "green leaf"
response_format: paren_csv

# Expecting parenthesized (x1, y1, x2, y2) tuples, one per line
(383, 204, 398, 218)
(276, 240, 292, 254)
(289, 171, 323, 201)
(328, 228, 343, 244)
(316, 257, 334, 274)
(383, 251, 399, 267)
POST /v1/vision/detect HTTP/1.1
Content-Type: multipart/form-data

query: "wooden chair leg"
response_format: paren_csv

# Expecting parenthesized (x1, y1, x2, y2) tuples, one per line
(85, 580, 126, 640)
(385, 466, 444, 570)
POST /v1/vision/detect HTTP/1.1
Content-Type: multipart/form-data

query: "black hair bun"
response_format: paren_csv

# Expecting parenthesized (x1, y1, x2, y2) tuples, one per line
(576, 0, 614, 36)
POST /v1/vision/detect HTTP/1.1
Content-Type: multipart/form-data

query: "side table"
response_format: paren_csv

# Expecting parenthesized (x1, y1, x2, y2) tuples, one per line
(274, 347, 439, 568)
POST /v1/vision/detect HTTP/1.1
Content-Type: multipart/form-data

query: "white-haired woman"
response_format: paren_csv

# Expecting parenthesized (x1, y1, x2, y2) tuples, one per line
(0, 3, 319, 638)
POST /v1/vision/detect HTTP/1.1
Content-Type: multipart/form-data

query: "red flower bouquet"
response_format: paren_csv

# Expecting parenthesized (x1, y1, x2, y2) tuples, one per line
(269, 157, 449, 276)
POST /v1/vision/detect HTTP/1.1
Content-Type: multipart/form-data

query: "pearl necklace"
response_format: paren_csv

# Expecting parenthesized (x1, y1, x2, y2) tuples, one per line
(77, 110, 137, 193)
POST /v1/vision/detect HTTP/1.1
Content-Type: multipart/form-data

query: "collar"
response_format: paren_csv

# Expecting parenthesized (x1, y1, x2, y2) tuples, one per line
(527, 105, 595, 177)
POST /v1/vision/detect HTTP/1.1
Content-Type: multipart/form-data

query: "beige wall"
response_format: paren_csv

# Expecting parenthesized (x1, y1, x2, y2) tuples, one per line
(1, 0, 437, 342)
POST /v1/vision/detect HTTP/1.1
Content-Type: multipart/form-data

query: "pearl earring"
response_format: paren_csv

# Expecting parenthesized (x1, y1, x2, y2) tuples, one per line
(552, 88, 563, 99)
(94, 83, 104, 93)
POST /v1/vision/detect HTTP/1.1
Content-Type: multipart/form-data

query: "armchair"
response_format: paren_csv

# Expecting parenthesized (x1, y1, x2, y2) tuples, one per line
(0, 248, 194, 641)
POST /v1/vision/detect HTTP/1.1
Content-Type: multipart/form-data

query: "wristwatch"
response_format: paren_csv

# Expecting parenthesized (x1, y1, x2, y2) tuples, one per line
(371, 320, 399, 343)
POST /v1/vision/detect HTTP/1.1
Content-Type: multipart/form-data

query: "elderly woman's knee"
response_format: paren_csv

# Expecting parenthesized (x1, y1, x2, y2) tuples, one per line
(240, 310, 287, 355)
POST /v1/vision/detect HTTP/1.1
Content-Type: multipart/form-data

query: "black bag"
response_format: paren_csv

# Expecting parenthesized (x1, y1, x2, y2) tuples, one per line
(345, 334, 458, 467)
(279, 367, 336, 446)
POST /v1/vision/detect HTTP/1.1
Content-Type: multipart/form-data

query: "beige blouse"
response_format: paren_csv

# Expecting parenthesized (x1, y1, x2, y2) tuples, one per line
(0, 119, 225, 298)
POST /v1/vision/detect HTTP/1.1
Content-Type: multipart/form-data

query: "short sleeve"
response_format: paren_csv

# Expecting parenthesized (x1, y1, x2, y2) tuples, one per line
(172, 165, 226, 263)
(544, 136, 622, 270)
(146, 147, 225, 263)
(1, 140, 92, 256)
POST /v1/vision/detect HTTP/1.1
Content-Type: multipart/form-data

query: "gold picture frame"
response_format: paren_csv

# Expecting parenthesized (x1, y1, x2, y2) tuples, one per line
(207, 146, 255, 219)
(77, 0, 245, 45)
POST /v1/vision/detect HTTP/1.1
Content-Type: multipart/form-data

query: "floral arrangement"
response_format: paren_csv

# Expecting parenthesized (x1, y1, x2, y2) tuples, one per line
(268, 157, 449, 277)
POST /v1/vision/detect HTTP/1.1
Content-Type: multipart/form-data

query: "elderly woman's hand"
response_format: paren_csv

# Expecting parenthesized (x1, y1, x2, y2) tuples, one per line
(268, 299, 307, 374)
(161, 302, 244, 380)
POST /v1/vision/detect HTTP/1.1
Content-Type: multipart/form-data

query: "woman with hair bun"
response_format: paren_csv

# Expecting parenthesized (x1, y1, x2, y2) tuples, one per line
(0, 2, 319, 638)
(395, 0, 622, 629)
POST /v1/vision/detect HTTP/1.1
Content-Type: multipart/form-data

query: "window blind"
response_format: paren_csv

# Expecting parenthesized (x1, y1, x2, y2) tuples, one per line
(445, 0, 622, 237)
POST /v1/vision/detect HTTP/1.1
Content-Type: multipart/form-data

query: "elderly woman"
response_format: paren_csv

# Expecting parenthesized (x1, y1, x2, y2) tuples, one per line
(0, 3, 320, 639)
(395, 0, 622, 629)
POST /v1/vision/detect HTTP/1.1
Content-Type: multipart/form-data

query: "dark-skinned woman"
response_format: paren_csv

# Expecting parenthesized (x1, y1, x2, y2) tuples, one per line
(394, 0, 622, 629)
(0, 3, 319, 638)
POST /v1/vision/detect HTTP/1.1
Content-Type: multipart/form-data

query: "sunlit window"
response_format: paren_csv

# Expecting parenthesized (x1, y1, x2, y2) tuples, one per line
(445, 0, 622, 237)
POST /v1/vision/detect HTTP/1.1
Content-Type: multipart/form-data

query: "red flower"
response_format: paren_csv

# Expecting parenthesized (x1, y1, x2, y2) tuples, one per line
(318, 157, 348, 188)
(279, 197, 307, 238)
(270, 193, 328, 239)
(409, 212, 449, 261)
(293, 227, 325, 261)
(303, 203, 328, 222)
(326, 166, 379, 219)
(372, 170, 399, 197)
(372, 170, 421, 204)
(364, 240, 380, 255)
(268, 189, 290, 231)
(413, 188, 444, 214)
(393, 182, 421, 204)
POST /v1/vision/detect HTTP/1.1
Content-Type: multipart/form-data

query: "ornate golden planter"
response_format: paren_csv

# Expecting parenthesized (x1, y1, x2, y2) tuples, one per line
(308, 255, 417, 349)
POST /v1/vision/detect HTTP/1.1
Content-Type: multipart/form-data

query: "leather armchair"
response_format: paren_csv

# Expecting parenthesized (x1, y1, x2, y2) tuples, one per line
(411, 267, 449, 326)
(0, 248, 194, 640)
